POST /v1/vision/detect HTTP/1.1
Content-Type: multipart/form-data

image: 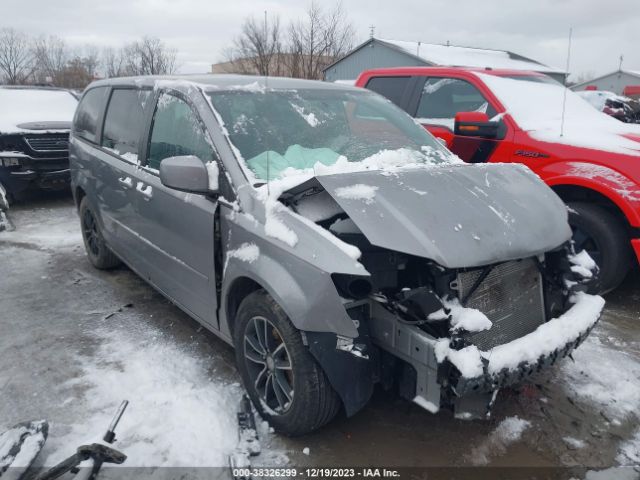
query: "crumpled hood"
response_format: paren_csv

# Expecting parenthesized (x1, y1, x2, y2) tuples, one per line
(305, 164, 571, 268)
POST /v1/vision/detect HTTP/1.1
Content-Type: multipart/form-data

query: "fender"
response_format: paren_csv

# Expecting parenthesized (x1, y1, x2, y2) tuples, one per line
(220, 249, 359, 341)
(538, 161, 640, 227)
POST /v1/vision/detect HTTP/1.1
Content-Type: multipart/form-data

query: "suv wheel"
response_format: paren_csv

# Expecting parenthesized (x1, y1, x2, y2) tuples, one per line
(568, 201, 632, 294)
(234, 290, 341, 436)
(79, 197, 121, 270)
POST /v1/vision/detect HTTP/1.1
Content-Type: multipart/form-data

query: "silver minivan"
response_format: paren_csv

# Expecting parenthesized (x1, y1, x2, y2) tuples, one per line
(70, 75, 604, 435)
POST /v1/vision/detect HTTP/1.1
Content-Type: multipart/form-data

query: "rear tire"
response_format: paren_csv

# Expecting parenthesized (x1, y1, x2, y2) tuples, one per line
(233, 290, 341, 436)
(568, 201, 632, 294)
(79, 197, 121, 270)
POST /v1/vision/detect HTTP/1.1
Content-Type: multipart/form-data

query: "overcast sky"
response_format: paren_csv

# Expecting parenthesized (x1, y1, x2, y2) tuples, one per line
(3, 0, 638, 81)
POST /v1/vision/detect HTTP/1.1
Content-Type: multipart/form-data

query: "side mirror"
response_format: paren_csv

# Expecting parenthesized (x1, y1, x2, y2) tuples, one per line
(454, 111, 499, 138)
(159, 155, 217, 194)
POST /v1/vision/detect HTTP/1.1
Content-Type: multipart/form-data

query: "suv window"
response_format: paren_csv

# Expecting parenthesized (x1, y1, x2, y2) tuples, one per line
(74, 87, 108, 143)
(147, 93, 216, 171)
(102, 89, 151, 161)
(365, 76, 410, 107)
(415, 78, 496, 127)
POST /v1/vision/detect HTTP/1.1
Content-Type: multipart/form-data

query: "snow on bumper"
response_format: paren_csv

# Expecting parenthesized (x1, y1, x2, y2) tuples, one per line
(436, 293, 605, 395)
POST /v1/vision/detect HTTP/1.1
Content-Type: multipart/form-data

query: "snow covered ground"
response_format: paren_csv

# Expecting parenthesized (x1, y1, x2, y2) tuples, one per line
(1, 192, 639, 477)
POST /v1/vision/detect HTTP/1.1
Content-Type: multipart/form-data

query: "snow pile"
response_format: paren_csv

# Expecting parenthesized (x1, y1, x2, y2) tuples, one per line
(0, 421, 47, 470)
(435, 293, 604, 378)
(206, 161, 219, 191)
(291, 103, 319, 127)
(561, 323, 640, 421)
(568, 250, 597, 278)
(429, 297, 492, 333)
(0, 88, 77, 134)
(468, 416, 531, 465)
(263, 197, 299, 247)
(617, 429, 640, 465)
(0, 204, 82, 250)
(484, 293, 603, 374)
(225, 243, 260, 271)
(44, 329, 240, 467)
(477, 73, 640, 156)
(228, 81, 267, 93)
(562, 436, 586, 450)
(435, 341, 484, 378)
(334, 184, 378, 204)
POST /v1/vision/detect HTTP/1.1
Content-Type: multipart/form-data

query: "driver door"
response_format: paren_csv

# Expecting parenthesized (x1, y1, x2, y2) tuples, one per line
(134, 90, 220, 328)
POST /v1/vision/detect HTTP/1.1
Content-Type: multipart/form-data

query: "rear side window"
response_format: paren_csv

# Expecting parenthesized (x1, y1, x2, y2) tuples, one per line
(415, 78, 496, 126)
(147, 93, 216, 170)
(365, 76, 410, 108)
(102, 89, 151, 161)
(74, 87, 108, 143)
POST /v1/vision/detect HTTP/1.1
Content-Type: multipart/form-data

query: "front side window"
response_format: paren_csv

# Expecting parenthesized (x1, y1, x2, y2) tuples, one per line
(102, 89, 150, 161)
(365, 76, 411, 107)
(74, 87, 108, 143)
(147, 93, 216, 170)
(415, 78, 496, 128)
(208, 88, 456, 183)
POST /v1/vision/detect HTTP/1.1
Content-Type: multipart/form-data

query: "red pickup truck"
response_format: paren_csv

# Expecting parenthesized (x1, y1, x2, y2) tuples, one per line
(356, 67, 640, 293)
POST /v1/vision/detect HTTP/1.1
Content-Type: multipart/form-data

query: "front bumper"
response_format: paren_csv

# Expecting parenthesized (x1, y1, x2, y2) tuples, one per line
(368, 293, 604, 415)
(451, 317, 597, 397)
(0, 154, 70, 192)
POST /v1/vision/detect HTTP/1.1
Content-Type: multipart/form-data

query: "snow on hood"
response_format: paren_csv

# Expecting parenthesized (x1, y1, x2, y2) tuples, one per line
(476, 73, 640, 156)
(284, 162, 571, 268)
(0, 88, 77, 134)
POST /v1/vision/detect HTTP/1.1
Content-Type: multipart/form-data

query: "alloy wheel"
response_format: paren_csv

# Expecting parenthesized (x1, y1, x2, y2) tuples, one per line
(82, 209, 100, 256)
(243, 316, 294, 414)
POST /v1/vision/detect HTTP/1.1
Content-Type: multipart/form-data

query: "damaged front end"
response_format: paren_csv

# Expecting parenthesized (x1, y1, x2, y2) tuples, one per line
(280, 164, 604, 420)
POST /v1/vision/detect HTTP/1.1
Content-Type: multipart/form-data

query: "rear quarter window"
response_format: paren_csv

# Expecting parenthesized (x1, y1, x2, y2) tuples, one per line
(74, 87, 108, 143)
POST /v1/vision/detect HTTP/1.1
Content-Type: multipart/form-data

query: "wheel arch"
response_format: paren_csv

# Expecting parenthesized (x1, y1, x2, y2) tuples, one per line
(542, 161, 640, 228)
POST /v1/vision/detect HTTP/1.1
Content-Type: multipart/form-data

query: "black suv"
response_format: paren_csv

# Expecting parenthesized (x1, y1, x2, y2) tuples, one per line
(0, 86, 78, 201)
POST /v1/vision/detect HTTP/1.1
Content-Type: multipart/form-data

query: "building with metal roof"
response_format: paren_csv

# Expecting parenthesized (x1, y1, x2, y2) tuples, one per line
(323, 37, 567, 84)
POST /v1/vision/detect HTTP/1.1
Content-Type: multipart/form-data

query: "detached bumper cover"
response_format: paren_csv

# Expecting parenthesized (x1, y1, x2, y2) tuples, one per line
(437, 293, 605, 397)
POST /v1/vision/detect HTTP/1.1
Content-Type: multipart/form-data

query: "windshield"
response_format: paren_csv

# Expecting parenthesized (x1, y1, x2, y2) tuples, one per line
(208, 88, 454, 182)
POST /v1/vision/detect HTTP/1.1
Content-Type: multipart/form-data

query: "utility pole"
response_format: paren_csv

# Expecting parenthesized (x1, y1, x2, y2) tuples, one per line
(619, 54, 624, 71)
(369, 25, 375, 39)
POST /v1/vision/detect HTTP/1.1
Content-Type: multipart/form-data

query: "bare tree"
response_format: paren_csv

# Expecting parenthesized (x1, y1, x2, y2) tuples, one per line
(0, 28, 34, 84)
(287, 2, 354, 79)
(122, 36, 178, 75)
(102, 47, 127, 77)
(32, 35, 69, 84)
(224, 14, 282, 76)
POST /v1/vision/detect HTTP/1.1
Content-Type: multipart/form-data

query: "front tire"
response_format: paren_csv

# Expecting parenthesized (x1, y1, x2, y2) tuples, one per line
(79, 197, 121, 270)
(234, 290, 341, 436)
(568, 201, 632, 294)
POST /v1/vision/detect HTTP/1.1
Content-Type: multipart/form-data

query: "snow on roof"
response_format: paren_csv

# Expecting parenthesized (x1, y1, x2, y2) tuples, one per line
(0, 88, 77, 134)
(476, 72, 640, 156)
(377, 38, 564, 74)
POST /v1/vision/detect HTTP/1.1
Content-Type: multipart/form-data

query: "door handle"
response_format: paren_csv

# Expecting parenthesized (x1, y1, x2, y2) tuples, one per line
(136, 182, 153, 199)
(118, 177, 133, 189)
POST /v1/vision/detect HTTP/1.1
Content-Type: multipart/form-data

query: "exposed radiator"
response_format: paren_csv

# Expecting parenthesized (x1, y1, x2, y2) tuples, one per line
(456, 258, 545, 351)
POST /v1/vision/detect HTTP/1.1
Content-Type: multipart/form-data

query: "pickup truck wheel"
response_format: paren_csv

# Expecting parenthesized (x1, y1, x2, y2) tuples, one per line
(568, 201, 631, 294)
(79, 197, 121, 270)
(234, 290, 341, 436)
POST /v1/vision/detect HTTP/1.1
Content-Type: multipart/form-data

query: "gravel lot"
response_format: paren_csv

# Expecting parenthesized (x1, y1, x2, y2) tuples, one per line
(1, 191, 639, 479)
